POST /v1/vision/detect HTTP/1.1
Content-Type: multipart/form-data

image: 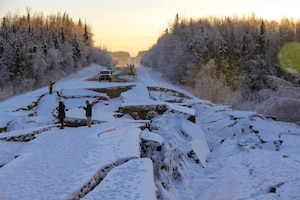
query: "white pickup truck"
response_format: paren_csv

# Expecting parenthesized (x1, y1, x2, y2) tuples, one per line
(98, 70, 112, 82)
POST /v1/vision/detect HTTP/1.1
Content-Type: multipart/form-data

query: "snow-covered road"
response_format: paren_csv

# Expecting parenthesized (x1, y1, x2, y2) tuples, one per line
(0, 64, 300, 200)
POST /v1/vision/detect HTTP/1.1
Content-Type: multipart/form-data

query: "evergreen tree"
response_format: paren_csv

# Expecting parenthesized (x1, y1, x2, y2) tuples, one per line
(60, 27, 65, 44)
(53, 33, 59, 49)
(257, 20, 267, 55)
(83, 23, 89, 44)
(42, 39, 48, 54)
(72, 37, 81, 62)
(0, 40, 3, 55)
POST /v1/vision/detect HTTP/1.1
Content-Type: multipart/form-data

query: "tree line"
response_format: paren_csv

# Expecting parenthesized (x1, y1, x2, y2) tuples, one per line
(142, 13, 300, 112)
(0, 8, 115, 101)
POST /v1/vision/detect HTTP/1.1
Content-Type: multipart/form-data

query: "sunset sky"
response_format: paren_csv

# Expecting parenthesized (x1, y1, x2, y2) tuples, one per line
(1, 0, 300, 56)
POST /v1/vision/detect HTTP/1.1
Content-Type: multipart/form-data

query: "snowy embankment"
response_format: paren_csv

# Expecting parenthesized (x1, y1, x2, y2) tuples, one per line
(0, 64, 300, 200)
(0, 65, 157, 200)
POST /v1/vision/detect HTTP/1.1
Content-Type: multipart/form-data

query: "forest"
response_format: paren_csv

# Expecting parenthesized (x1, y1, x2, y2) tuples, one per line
(142, 14, 300, 124)
(0, 9, 115, 101)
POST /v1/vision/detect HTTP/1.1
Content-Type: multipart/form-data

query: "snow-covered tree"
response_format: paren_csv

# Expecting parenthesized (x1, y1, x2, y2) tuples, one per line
(142, 14, 298, 112)
(0, 9, 114, 101)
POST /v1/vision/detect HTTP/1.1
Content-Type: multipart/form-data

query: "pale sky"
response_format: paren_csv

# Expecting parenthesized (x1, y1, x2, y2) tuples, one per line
(1, 0, 300, 57)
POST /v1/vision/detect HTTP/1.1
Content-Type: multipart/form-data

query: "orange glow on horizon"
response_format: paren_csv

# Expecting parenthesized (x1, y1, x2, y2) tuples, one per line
(1, 0, 300, 57)
(94, 36, 158, 57)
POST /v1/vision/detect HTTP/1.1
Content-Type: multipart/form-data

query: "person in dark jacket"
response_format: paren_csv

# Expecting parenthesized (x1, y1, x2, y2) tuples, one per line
(56, 101, 66, 129)
(48, 81, 55, 94)
(83, 100, 92, 127)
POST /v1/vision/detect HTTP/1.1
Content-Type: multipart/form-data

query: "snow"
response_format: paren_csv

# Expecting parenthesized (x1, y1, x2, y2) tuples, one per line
(0, 63, 300, 200)
(181, 119, 210, 167)
(83, 158, 156, 200)
(121, 84, 152, 106)
(141, 129, 164, 146)
(0, 124, 143, 200)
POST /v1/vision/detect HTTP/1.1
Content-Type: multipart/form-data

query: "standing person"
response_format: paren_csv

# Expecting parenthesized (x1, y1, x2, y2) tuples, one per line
(83, 100, 92, 127)
(48, 81, 55, 94)
(56, 101, 66, 129)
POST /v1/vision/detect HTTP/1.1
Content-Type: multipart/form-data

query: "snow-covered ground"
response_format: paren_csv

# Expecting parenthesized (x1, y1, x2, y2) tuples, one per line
(0, 64, 299, 200)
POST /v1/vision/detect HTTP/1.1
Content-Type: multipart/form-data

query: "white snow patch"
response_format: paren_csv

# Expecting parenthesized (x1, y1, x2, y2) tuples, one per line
(181, 119, 210, 167)
(141, 129, 164, 145)
(83, 158, 157, 200)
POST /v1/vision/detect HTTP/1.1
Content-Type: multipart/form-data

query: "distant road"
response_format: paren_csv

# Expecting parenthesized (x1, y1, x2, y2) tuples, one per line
(86, 67, 135, 82)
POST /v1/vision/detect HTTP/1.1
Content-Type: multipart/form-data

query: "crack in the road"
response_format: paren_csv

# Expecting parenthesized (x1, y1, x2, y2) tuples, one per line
(64, 157, 138, 200)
